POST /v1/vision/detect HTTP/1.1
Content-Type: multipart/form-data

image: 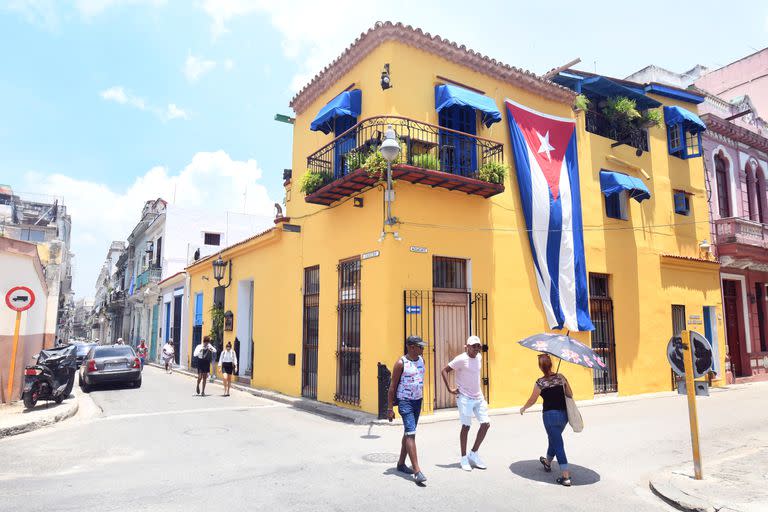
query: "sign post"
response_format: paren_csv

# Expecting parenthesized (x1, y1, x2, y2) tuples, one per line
(5, 286, 35, 402)
(681, 330, 703, 480)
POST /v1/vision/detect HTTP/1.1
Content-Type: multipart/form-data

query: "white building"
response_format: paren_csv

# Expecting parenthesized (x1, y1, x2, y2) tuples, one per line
(122, 198, 268, 363)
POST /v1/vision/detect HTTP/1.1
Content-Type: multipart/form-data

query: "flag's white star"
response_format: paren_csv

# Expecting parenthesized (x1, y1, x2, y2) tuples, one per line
(536, 130, 555, 161)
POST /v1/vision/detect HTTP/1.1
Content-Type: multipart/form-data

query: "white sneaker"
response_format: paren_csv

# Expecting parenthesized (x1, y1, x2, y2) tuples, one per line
(468, 451, 487, 470)
(460, 456, 472, 471)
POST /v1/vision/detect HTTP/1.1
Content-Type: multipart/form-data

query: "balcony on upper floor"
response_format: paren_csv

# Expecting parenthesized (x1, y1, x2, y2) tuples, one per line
(135, 267, 162, 291)
(714, 217, 768, 269)
(303, 116, 505, 206)
(584, 110, 649, 153)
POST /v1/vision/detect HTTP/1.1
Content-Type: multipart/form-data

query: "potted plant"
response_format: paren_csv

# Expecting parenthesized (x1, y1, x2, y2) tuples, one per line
(412, 153, 440, 171)
(573, 94, 590, 112)
(300, 171, 333, 195)
(478, 161, 508, 184)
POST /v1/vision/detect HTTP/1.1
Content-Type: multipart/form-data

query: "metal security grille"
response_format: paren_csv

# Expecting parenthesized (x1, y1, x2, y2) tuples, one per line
(403, 290, 490, 408)
(336, 258, 361, 405)
(301, 266, 320, 399)
(589, 274, 618, 393)
(433, 257, 467, 290)
(671, 304, 687, 390)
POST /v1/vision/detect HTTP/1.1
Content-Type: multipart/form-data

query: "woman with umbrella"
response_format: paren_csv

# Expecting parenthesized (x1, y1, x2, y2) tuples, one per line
(517, 332, 606, 487)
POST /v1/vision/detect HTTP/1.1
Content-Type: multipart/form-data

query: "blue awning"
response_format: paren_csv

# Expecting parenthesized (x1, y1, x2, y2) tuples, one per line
(435, 84, 502, 127)
(599, 170, 651, 203)
(552, 73, 662, 110)
(310, 89, 362, 134)
(664, 106, 706, 133)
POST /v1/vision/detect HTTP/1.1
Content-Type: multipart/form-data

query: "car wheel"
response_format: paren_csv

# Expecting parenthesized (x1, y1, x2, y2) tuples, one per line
(81, 379, 91, 393)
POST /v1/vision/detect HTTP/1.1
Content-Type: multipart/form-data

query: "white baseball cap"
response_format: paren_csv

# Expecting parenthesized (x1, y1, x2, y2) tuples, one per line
(466, 335, 482, 346)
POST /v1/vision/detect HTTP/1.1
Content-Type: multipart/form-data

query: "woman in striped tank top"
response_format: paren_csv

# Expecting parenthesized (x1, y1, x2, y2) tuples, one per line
(387, 336, 428, 485)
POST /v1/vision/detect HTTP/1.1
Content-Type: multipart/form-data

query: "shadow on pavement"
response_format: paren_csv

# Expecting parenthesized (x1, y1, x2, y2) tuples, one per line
(435, 462, 462, 469)
(382, 468, 425, 487)
(509, 460, 601, 486)
(21, 400, 70, 414)
(83, 381, 139, 393)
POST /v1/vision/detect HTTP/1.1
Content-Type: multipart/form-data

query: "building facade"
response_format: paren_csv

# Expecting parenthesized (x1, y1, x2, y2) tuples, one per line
(0, 185, 74, 343)
(629, 52, 768, 381)
(186, 22, 725, 416)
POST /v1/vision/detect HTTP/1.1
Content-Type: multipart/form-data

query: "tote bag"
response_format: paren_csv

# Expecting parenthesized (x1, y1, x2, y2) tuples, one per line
(564, 386, 583, 433)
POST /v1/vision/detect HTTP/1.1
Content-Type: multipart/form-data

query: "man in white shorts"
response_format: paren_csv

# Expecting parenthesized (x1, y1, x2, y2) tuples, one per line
(441, 335, 490, 471)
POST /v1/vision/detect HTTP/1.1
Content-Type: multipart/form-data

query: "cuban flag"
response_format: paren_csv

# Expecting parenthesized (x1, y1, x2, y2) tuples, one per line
(505, 99, 594, 332)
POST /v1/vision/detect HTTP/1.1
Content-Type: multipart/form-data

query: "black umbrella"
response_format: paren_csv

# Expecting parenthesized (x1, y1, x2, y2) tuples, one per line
(518, 332, 607, 372)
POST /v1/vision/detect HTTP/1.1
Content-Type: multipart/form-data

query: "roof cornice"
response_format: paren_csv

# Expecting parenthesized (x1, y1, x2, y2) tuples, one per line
(289, 21, 575, 115)
(701, 113, 768, 154)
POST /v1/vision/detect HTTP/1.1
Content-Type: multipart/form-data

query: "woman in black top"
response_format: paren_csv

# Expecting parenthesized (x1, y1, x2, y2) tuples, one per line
(520, 354, 574, 486)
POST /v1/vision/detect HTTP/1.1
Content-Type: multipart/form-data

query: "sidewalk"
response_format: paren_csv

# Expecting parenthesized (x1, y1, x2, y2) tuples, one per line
(148, 361, 743, 426)
(650, 447, 768, 512)
(0, 389, 80, 439)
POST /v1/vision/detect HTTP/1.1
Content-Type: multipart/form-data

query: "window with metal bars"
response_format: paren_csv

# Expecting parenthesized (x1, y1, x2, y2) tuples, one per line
(589, 273, 618, 393)
(336, 258, 361, 404)
(433, 256, 467, 290)
(302, 266, 320, 400)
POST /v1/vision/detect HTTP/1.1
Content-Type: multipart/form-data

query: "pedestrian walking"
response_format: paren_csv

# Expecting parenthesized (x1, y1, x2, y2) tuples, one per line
(386, 335, 428, 485)
(116, 337, 125, 345)
(161, 340, 175, 373)
(193, 336, 217, 396)
(519, 353, 574, 486)
(136, 339, 148, 367)
(440, 335, 490, 471)
(218, 342, 238, 396)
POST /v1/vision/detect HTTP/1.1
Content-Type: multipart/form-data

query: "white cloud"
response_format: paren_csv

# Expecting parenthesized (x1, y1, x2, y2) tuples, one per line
(22, 151, 276, 297)
(100, 85, 187, 121)
(4, 0, 59, 29)
(184, 54, 217, 82)
(74, 0, 166, 19)
(165, 103, 189, 120)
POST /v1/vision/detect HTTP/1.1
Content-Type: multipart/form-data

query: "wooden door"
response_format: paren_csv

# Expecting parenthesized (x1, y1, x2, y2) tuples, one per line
(434, 292, 468, 409)
(723, 280, 744, 376)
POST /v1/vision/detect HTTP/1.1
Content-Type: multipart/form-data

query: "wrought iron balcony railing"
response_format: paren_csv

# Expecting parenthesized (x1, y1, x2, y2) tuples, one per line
(584, 110, 649, 152)
(304, 116, 505, 205)
(715, 217, 768, 248)
(136, 267, 162, 290)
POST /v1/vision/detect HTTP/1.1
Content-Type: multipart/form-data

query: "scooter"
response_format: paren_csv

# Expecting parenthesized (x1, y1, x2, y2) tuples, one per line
(21, 345, 77, 409)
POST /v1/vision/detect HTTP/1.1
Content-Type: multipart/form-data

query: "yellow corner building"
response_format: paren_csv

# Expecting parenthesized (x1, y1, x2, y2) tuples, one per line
(186, 22, 725, 416)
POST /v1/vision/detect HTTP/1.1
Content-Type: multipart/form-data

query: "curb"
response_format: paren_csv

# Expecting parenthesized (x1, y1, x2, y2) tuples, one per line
(648, 477, 714, 512)
(0, 398, 79, 440)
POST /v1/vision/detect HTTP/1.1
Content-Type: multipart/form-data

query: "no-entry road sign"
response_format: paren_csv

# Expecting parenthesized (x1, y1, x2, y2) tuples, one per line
(5, 286, 35, 312)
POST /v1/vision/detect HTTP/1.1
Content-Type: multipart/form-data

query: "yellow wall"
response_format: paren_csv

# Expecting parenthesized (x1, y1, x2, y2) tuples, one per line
(187, 39, 725, 415)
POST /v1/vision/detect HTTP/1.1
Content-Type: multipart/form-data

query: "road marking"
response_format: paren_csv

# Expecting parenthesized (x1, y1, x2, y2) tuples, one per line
(99, 404, 287, 421)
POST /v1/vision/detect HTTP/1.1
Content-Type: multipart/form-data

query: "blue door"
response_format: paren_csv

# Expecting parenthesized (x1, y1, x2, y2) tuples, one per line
(439, 106, 477, 177)
(334, 116, 357, 179)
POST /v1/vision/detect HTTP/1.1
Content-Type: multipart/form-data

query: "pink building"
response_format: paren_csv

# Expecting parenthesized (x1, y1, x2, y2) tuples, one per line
(696, 49, 768, 123)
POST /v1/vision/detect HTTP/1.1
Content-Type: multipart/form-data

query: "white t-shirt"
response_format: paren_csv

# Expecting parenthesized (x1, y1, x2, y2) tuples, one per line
(448, 352, 483, 400)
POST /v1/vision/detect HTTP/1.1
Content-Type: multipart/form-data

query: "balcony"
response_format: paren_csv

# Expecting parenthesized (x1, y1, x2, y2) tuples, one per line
(584, 110, 649, 153)
(136, 267, 162, 290)
(715, 217, 768, 268)
(304, 116, 505, 206)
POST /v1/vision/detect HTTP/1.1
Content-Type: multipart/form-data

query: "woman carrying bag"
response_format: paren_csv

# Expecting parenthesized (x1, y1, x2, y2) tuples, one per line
(218, 342, 238, 397)
(519, 354, 575, 487)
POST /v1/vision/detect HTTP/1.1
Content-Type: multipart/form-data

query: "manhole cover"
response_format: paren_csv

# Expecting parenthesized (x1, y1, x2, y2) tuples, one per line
(184, 427, 229, 437)
(362, 453, 399, 464)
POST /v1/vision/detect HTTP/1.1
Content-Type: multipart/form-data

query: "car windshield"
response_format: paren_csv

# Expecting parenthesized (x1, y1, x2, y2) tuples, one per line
(75, 344, 96, 356)
(94, 347, 134, 358)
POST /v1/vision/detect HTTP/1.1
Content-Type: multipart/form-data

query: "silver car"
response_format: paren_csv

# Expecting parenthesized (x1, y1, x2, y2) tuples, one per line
(79, 345, 142, 392)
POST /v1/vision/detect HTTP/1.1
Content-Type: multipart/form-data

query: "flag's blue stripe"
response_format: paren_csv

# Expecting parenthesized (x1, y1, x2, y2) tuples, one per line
(565, 132, 595, 331)
(506, 112, 545, 284)
(546, 193, 565, 329)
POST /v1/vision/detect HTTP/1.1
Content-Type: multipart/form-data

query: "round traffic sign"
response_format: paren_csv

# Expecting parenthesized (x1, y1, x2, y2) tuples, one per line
(666, 331, 713, 378)
(5, 286, 35, 312)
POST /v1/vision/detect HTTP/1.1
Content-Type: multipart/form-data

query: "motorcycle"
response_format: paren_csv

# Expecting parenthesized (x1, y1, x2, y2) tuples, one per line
(21, 345, 77, 409)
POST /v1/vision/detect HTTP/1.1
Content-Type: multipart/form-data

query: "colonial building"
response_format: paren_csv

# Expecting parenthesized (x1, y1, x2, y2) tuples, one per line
(186, 22, 725, 417)
(90, 241, 126, 343)
(629, 51, 768, 381)
(0, 185, 74, 343)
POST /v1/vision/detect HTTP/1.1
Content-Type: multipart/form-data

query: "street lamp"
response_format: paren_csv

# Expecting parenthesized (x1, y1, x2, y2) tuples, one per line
(380, 125, 401, 231)
(212, 255, 232, 288)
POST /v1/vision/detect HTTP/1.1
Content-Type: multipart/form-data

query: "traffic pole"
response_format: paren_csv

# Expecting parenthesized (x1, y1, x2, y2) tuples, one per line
(6, 311, 22, 403)
(681, 330, 703, 479)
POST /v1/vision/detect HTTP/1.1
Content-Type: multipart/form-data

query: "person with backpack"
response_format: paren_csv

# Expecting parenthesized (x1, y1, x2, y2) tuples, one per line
(193, 336, 217, 396)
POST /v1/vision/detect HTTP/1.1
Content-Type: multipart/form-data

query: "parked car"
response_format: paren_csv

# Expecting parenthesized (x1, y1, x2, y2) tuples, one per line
(71, 342, 97, 368)
(78, 345, 142, 392)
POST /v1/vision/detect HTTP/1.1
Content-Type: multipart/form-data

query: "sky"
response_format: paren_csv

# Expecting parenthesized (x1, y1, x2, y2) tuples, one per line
(1, 0, 766, 299)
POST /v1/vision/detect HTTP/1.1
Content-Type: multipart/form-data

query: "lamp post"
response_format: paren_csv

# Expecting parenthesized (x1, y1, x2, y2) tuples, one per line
(379, 125, 401, 232)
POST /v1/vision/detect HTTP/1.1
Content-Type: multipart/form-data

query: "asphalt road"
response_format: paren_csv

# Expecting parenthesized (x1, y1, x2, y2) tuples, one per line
(1, 366, 766, 512)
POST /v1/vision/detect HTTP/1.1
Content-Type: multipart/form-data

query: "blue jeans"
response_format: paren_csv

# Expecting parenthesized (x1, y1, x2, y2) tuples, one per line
(543, 409, 569, 471)
(397, 398, 422, 436)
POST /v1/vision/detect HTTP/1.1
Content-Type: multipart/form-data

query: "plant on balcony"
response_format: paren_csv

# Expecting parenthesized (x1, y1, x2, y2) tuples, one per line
(478, 161, 508, 184)
(638, 108, 662, 129)
(300, 171, 333, 195)
(345, 149, 370, 172)
(602, 96, 640, 123)
(573, 94, 590, 112)
(411, 153, 440, 171)
(363, 150, 398, 180)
